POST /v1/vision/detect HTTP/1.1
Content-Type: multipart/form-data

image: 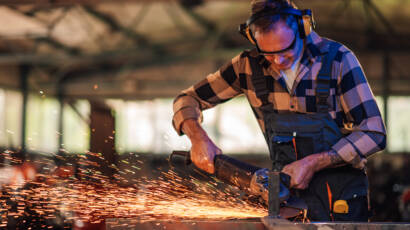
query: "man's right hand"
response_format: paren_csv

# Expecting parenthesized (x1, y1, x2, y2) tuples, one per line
(181, 119, 222, 174)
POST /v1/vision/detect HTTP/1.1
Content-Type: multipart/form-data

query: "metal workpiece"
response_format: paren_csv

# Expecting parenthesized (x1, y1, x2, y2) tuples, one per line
(261, 218, 410, 230)
(105, 218, 410, 230)
(106, 219, 266, 230)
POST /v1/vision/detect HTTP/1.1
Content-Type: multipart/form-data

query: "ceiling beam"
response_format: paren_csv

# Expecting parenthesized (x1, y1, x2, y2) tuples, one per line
(0, 0, 249, 6)
(82, 6, 166, 55)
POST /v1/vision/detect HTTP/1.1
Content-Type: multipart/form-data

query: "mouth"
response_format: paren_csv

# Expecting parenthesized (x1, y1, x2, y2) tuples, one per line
(275, 62, 292, 70)
(265, 57, 293, 70)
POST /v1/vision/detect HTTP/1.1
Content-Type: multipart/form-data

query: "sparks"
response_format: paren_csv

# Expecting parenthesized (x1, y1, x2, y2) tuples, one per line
(0, 151, 267, 228)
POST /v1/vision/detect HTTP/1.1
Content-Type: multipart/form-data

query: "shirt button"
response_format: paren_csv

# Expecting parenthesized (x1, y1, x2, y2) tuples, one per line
(290, 105, 295, 109)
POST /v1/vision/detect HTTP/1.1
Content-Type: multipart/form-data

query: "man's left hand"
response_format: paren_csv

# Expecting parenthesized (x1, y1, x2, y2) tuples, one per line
(281, 154, 321, 190)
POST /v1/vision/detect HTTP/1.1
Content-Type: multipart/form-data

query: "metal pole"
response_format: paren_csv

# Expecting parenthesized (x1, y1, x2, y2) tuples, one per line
(20, 64, 30, 155)
(383, 50, 389, 132)
(268, 169, 280, 217)
(268, 144, 281, 217)
(57, 84, 64, 153)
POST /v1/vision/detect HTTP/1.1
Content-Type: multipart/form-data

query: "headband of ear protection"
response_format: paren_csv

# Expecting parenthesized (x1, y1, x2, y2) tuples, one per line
(239, 7, 316, 45)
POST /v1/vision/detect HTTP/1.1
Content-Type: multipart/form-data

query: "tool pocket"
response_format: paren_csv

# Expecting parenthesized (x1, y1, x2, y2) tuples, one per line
(294, 130, 324, 159)
(332, 196, 369, 221)
(269, 128, 324, 165)
(332, 178, 369, 221)
(271, 135, 297, 166)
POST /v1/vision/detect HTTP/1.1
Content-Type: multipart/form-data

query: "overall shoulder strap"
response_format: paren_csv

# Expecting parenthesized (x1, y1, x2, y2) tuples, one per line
(316, 42, 341, 113)
(250, 56, 271, 111)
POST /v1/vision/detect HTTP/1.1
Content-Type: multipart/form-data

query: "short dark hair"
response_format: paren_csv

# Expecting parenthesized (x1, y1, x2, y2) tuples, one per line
(250, 0, 299, 33)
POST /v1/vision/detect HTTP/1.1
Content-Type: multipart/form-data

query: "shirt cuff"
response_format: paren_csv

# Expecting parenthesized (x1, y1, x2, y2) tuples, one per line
(173, 95, 201, 113)
(172, 107, 203, 136)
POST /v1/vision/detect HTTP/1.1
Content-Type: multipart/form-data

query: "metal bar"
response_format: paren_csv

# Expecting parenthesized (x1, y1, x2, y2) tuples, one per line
(57, 84, 64, 153)
(366, 0, 397, 36)
(82, 6, 166, 55)
(19, 64, 30, 154)
(0, 0, 250, 6)
(34, 37, 81, 55)
(164, 3, 190, 35)
(56, 68, 70, 153)
(178, 2, 216, 34)
(67, 99, 90, 125)
(383, 50, 389, 132)
(268, 170, 280, 217)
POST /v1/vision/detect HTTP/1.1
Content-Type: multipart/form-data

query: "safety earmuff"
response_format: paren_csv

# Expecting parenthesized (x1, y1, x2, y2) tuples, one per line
(238, 7, 316, 45)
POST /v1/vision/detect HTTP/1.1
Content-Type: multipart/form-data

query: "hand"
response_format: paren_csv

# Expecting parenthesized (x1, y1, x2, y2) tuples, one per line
(281, 154, 319, 189)
(190, 135, 222, 174)
(181, 119, 222, 174)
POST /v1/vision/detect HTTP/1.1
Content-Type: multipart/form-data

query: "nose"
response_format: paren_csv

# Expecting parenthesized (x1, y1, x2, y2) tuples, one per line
(265, 55, 286, 65)
(273, 55, 286, 65)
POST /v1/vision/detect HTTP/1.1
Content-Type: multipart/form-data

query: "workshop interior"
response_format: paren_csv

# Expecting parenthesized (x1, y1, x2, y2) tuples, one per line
(0, 0, 409, 229)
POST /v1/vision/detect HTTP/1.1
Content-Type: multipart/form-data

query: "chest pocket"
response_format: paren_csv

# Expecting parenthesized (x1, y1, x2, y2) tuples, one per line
(266, 113, 326, 166)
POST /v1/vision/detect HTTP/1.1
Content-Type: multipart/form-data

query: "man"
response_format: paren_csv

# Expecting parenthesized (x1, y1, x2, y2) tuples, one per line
(172, 0, 386, 221)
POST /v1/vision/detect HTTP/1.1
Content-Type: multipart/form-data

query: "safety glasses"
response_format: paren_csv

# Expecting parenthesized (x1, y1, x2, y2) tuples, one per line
(255, 35, 297, 56)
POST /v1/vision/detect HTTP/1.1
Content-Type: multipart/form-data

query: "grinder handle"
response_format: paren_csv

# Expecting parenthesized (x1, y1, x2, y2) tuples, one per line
(170, 150, 192, 165)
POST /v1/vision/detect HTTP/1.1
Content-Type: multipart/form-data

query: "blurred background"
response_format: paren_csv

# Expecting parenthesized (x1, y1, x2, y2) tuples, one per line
(0, 0, 409, 223)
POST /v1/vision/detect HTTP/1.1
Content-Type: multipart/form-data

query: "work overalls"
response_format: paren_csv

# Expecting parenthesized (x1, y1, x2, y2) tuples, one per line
(250, 42, 369, 221)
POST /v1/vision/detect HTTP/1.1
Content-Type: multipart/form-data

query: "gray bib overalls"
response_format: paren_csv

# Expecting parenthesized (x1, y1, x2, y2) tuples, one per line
(250, 42, 369, 221)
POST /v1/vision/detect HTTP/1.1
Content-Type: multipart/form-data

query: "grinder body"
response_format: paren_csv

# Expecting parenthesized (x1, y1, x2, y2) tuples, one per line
(169, 151, 290, 204)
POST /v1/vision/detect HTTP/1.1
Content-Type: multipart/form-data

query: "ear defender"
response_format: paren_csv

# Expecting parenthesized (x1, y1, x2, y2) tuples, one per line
(238, 7, 315, 43)
(239, 24, 257, 45)
(300, 9, 315, 39)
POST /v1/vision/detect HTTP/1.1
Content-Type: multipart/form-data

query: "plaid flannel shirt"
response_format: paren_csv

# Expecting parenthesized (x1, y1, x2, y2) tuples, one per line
(172, 31, 386, 167)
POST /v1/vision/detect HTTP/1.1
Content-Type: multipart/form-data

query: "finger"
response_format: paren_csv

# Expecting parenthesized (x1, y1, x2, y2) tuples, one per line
(206, 162, 215, 174)
(292, 177, 305, 189)
(296, 172, 313, 189)
(295, 183, 307, 190)
(195, 155, 214, 174)
(296, 175, 309, 189)
(281, 165, 292, 174)
(289, 175, 299, 188)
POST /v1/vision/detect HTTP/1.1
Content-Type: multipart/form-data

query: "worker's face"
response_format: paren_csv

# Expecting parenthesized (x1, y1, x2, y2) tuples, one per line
(253, 21, 303, 71)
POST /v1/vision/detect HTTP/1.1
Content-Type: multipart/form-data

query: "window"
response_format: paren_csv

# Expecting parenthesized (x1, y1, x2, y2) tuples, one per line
(1, 91, 408, 155)
(0, 89, 22, 149)
(109, 96, 267, 154)
(26, 95, 59, 154)
(62, 100, 90, 153)
(386, 96, 410, 152)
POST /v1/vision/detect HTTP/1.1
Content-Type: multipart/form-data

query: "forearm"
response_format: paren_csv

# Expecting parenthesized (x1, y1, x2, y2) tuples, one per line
(281, 150, 344, 189)
(181, 119, 209, 141)
(309, 150, 345, 172)
(181, 119, 222, 174)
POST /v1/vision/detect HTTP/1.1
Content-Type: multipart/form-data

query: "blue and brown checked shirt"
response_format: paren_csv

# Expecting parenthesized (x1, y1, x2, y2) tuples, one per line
(172, 31, 386, 168)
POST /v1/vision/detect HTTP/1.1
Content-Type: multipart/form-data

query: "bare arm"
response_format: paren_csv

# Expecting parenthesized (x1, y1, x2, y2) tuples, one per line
(181, 119, 222, 174)
(282, 150, 345, 189)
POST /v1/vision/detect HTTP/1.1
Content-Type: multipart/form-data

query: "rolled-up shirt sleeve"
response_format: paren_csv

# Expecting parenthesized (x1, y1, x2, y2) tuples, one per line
(332, 49, 386, 168)
(172, 56, 243, 135)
